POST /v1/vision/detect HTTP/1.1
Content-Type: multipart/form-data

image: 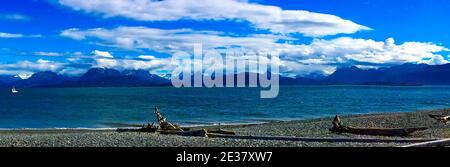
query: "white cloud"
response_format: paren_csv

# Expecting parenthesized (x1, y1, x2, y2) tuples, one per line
(0, 59, 65, 75)
(0, 32, 42, 38)
(94, 58, 117, 68)
(281, 37, 448, 66)
(138, 55, 156, 60)
(58, 0, 369, 37)
(281, 61, 336, 76)
(94, 54, 172, 73)
(0, 13, 29, 21)
(61, 26, 287, 53)
(62, 26, 448, 68)
(0, 32, 24, 38)
(61, 25, 449, 75)
(34, 52, 64, 57)
(59, 68, 88, 76)
(419, 55, 449, 65)
(3, 34, 448, 76)
(92, 50, 113, 58)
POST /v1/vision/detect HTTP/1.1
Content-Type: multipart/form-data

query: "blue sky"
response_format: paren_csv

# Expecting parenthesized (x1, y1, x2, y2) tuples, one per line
(0, 0, 449, 77)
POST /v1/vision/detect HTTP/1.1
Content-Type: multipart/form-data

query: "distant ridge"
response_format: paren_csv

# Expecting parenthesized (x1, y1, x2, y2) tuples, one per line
(2, 63, 450, 88)
(1, 68, 171, 88)
(76, 68, 166, 84)
(0, 75, 20, 84)
(14, 71, 67, 88)
(326, 63, 450, 85)
(65, 68, 171, 87)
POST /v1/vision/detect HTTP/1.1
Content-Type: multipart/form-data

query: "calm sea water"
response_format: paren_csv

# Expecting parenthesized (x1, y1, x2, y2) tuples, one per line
(1, 86, 450, 129)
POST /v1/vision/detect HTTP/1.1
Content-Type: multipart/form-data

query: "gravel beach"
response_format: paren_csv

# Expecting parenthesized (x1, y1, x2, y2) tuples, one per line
(1, 108, 450, 147)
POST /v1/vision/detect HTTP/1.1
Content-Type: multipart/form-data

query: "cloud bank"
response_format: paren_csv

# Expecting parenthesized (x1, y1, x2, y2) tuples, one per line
(60, 26, 448, 76)
(58, 0, 370, 37)
(0, 59, 65, 76)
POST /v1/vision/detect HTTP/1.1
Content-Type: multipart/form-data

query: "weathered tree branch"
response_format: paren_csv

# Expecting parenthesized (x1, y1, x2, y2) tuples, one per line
(429, 114, 450, 124)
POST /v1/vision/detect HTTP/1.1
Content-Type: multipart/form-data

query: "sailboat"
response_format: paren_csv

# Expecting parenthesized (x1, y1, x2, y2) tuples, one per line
(11, 86, 19, 94)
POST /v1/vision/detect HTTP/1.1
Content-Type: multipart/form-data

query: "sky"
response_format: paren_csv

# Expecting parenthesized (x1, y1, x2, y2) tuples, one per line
(0, 0, 449, 77)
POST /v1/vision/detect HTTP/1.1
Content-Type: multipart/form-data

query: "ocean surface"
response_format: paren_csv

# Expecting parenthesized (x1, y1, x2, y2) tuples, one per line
(1, 86, 450, 129)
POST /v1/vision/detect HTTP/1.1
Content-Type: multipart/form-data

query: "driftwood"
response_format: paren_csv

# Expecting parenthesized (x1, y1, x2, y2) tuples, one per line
(152, 106, 236, 136)
(136, 122, 159, 132)
(329, 115, 428, 136)
(160, 129, 209, 137)
(429, 114, 450, 124)
(117, 122, 159, 132)
(119, 106, 236, 137)
(206, 128, 236, 135)
(154, 106, 183, 131)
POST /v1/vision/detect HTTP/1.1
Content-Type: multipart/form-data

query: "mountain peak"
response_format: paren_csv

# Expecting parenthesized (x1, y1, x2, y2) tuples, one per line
(14, 71, 65, 87)
(75, 68, 170, 87)
(31, 71, 59, 77)
(79, 68, 121, 81)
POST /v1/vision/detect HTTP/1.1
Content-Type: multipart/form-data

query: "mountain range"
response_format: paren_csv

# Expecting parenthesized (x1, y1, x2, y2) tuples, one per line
(0, 68, 171, 88)
(2, 63, 450, 88)
(325, 63, 450, 85)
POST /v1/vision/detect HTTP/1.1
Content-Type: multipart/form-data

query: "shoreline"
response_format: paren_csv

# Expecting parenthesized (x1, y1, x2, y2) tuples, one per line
(0, 108, 449, 147)
(0, 108, 443, 132)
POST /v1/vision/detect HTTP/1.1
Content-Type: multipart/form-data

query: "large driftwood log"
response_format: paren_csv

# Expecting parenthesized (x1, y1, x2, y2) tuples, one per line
(159, 129, 209, 137)
(137, 122, 159, 132)
(206, 128, 236, 135)
(117, 122, 159, 132)
(158, 128, 233, 137)
(429, 114, 450, 124)
(119, 107, 184, 133)
(118, 106, 236, 137)
(152, 106, 236, 136)
(154, 106, 183, 131)
(329, 115, 428, 136)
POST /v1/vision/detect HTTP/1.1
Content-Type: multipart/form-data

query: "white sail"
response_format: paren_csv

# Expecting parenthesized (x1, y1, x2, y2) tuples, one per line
(12, 87, 18, 94)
